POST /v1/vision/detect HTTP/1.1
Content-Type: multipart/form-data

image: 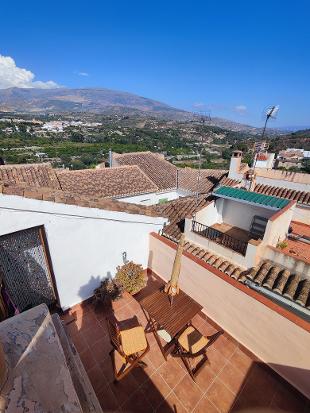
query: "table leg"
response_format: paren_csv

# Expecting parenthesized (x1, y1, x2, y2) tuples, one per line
(141, 308, 168, 360)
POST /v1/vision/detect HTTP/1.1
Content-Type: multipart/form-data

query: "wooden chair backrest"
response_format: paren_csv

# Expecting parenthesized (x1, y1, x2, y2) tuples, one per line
(107, 318, 121, 351)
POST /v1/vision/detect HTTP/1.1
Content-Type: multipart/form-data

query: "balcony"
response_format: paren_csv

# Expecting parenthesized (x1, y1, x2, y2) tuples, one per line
(191, 220, 249, 256)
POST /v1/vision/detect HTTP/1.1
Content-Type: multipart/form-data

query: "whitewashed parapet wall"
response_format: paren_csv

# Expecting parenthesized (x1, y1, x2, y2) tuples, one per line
(0, 194, 167, 310)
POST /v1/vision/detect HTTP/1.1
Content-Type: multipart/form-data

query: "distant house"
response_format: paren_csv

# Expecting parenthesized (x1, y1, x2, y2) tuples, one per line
(226, 150, 310, 224)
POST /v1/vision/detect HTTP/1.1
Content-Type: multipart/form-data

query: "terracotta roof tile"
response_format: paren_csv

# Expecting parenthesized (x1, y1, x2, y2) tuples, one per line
(154, 195, 212, 241)
(177, 168, 228, 194)
(0, 184, 163, 217)
(0, 163, 60, 189)
(247, 261, 310, 308)
(219, 177, 241, 187)
(254, 183, 310, 206)
(113, 151, 177, 190)
(57, 165, 158, 198)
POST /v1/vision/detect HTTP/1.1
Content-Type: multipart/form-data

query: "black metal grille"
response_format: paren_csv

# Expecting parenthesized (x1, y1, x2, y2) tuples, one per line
(0, 227, 56, 311)
(192, 221, 248, 256)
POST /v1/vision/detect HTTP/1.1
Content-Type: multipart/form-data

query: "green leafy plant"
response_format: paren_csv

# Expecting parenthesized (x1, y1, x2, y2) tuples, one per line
(277, 240, 288, 250)
(93, 277, 123, 306)
(115, 261, 146, 295)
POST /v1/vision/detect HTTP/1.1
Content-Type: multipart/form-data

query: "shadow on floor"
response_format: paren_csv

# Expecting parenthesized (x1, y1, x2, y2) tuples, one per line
(61, 270, 310, 413)
(61, 272, 177, 412)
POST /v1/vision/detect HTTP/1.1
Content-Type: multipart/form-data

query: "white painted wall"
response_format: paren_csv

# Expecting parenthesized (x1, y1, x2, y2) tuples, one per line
(117, 189, 188, 206)
(0, 194, 166, 310)
(194, 200, 221, 226)
(264, 205, 295, 247)
(265, 247, 310, 278)
(255, 153, 275, 169)
(221, 199, 274, 232)
(293, 205, 310, 225)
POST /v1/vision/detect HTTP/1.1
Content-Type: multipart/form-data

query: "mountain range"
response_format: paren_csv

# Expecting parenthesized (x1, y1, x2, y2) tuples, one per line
(0, 87, 284, 135)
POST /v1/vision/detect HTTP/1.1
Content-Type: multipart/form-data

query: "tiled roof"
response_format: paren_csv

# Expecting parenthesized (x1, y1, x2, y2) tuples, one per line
(177, 168, 228, 194)
(0, 183, 163, 217)
(182, 240, 245, 280)
(247, 261, 310, 308)
(254, 183, 310, 206)
(257, 153, 268, 161)
(155, 195, 212, 241)
(113, 151, 177, 190)
(57, 166, 158, 198)
(214, 186, 290, 209)
(218, 176, 241, 187)
(169, 237, 310, 309)
(0, 163, 61, 189)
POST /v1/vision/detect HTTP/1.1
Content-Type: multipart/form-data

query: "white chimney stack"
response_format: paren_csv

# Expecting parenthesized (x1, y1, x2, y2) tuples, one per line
(228, 150, 243, 180)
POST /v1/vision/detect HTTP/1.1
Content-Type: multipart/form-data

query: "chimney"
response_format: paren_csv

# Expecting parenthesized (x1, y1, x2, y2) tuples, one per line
(109, 149, 113, 168)
(228, 150, 242, 179)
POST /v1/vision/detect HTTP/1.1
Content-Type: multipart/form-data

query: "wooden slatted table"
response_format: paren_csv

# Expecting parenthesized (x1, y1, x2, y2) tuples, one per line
(140, 286, 203, 359)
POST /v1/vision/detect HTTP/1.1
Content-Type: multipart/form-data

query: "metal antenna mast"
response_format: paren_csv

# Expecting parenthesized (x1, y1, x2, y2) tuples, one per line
(194, 110, 211, 218)
(253, 105, 279, 170)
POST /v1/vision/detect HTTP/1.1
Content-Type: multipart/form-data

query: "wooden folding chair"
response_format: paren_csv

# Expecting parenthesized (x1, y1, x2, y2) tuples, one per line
(172, 322, 223, 381)
(107, 317, 150, 382)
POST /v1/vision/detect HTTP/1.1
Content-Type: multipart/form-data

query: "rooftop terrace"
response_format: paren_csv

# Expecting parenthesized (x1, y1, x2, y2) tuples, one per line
(61, 272, 309, 413)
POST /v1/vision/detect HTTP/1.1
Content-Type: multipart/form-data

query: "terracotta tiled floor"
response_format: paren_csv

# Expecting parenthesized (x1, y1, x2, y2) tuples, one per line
(280, 221, 310, 262)
(211, 223, 251, 242)
(61, 274, 309, 412)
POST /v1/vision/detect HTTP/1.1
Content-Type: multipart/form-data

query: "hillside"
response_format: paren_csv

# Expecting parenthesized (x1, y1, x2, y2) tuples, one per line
(0, 87, 281, 135)
(269, 129, 310, 152)
(0, 87, 189, 119)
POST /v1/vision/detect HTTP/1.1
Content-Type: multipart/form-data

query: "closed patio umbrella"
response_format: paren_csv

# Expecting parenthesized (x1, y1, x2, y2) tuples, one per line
(164, 233, 185, 305)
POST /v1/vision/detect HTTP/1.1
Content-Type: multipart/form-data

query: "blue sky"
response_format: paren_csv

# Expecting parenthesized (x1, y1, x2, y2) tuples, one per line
(0, 0, 309, 127)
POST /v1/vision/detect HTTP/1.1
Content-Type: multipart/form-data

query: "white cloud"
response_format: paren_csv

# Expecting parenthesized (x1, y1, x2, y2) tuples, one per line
(0, 54, 60, 89)
(234, 105, 247, 114)
(77, 71, 89, 77)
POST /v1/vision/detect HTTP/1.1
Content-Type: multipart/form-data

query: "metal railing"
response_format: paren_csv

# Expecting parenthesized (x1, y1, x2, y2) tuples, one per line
(191, 220, 248, 256)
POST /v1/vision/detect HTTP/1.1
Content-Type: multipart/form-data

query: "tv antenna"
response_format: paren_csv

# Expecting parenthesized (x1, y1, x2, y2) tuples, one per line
(253, 105, 279, 170)
(261, 105, 279, 141)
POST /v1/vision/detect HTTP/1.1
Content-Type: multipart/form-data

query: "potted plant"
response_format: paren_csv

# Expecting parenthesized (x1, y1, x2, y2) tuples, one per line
(93, 277, 123, 307)
(115, 261, 146, 295)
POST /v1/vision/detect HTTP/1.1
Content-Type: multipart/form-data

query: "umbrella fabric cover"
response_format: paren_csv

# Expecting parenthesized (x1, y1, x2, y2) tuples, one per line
(164, 233, 185, 298)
